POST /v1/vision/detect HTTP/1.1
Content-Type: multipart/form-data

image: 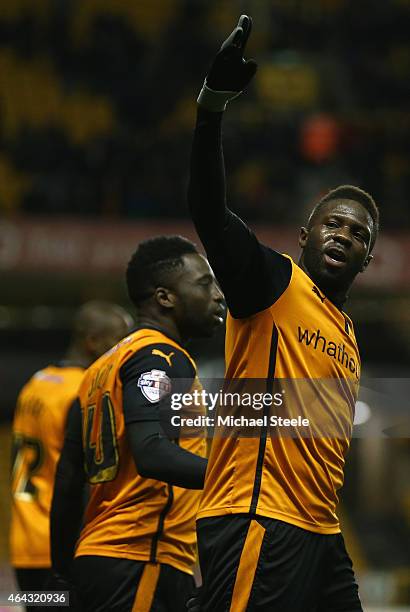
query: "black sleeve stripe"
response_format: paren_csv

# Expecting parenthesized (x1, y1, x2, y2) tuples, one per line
(201, 210, 292, 318)
(250, 324, 279, 514)
(222, 243, 292, 319)
(120, 344, 196, 426)
(64, 398, 83, 444)
(119, 344, 195, 387)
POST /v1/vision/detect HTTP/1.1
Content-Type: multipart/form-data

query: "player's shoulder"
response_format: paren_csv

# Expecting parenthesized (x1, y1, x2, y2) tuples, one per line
(14, 365, 83, 426)
(90, 327, 189, 364)
(262, 247, 293, 268)
(19, 365, 83, 395)
(76, 328, 196, 390)
(120, 340, 196, 387)
(121, 327, 195, 369)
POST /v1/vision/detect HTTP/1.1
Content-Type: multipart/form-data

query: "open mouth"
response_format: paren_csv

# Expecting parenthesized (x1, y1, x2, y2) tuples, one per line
(323, 247, 347, 268)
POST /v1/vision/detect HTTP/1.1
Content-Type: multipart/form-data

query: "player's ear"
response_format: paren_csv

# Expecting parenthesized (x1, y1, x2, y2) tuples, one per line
(299, 227, 308, 249)
(360, 254, 373, 272)
(155, 287, 176, 309)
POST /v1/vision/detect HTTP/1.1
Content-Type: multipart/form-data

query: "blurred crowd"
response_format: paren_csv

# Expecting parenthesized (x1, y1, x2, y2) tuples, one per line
(0, 0, 408, 227)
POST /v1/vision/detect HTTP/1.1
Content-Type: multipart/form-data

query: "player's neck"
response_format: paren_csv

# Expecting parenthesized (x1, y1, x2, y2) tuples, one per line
(298, 259, 348, 309)
(63, 345, 92, 369)
(137, 313, 184, 346)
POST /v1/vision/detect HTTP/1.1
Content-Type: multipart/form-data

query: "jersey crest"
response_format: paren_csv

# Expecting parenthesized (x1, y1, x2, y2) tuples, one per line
(137, 369, 171, 403)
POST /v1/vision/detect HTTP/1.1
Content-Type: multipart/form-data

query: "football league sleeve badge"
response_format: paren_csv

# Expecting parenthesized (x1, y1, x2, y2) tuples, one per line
(137, 369, 172, 403)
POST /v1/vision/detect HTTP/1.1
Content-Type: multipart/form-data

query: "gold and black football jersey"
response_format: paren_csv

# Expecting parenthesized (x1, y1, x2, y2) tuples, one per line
(198, 255, 360, 533)
(190, 173, 362, 534)
(10, 365, 84, 567)
(72, 328, 206, 575)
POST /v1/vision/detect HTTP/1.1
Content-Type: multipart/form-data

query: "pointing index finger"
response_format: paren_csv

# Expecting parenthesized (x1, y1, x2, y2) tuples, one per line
(237, 14, 252, 50)
(220, 14, 253, 53)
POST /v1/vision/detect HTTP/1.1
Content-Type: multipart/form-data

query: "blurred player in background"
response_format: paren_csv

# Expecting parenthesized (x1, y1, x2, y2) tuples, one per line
(188, 16, 379, 612)
(51, 236, 224, 612)
(10, 301, 132, 608)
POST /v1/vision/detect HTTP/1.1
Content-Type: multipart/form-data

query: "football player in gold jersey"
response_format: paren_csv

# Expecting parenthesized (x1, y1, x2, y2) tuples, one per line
(10, 301, 132, 608)
(51, 236, 224, 611)
(188, 16, 379, 612)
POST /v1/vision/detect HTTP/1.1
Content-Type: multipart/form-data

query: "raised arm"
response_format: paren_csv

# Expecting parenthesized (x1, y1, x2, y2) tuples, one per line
(188, 15, 292, 318)
(188, 15, 257, 253)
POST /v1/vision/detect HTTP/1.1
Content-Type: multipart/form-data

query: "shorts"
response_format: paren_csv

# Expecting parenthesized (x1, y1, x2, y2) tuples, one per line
(72, 556, 195, 612)
(197, 514, 362, 612)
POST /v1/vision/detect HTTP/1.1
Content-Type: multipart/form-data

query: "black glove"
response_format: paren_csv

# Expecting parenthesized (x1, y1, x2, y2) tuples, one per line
(197, 14, 258, 112)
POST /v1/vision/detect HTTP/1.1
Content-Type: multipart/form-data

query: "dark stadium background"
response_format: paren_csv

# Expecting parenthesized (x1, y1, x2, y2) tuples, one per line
(0, 1, 408, 609)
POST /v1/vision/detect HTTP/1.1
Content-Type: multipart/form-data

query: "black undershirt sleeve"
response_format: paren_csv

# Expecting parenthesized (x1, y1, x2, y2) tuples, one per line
(120, 345, 207, 489)
(188, 108, 292, 318)
(50, 398, 86, 578)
